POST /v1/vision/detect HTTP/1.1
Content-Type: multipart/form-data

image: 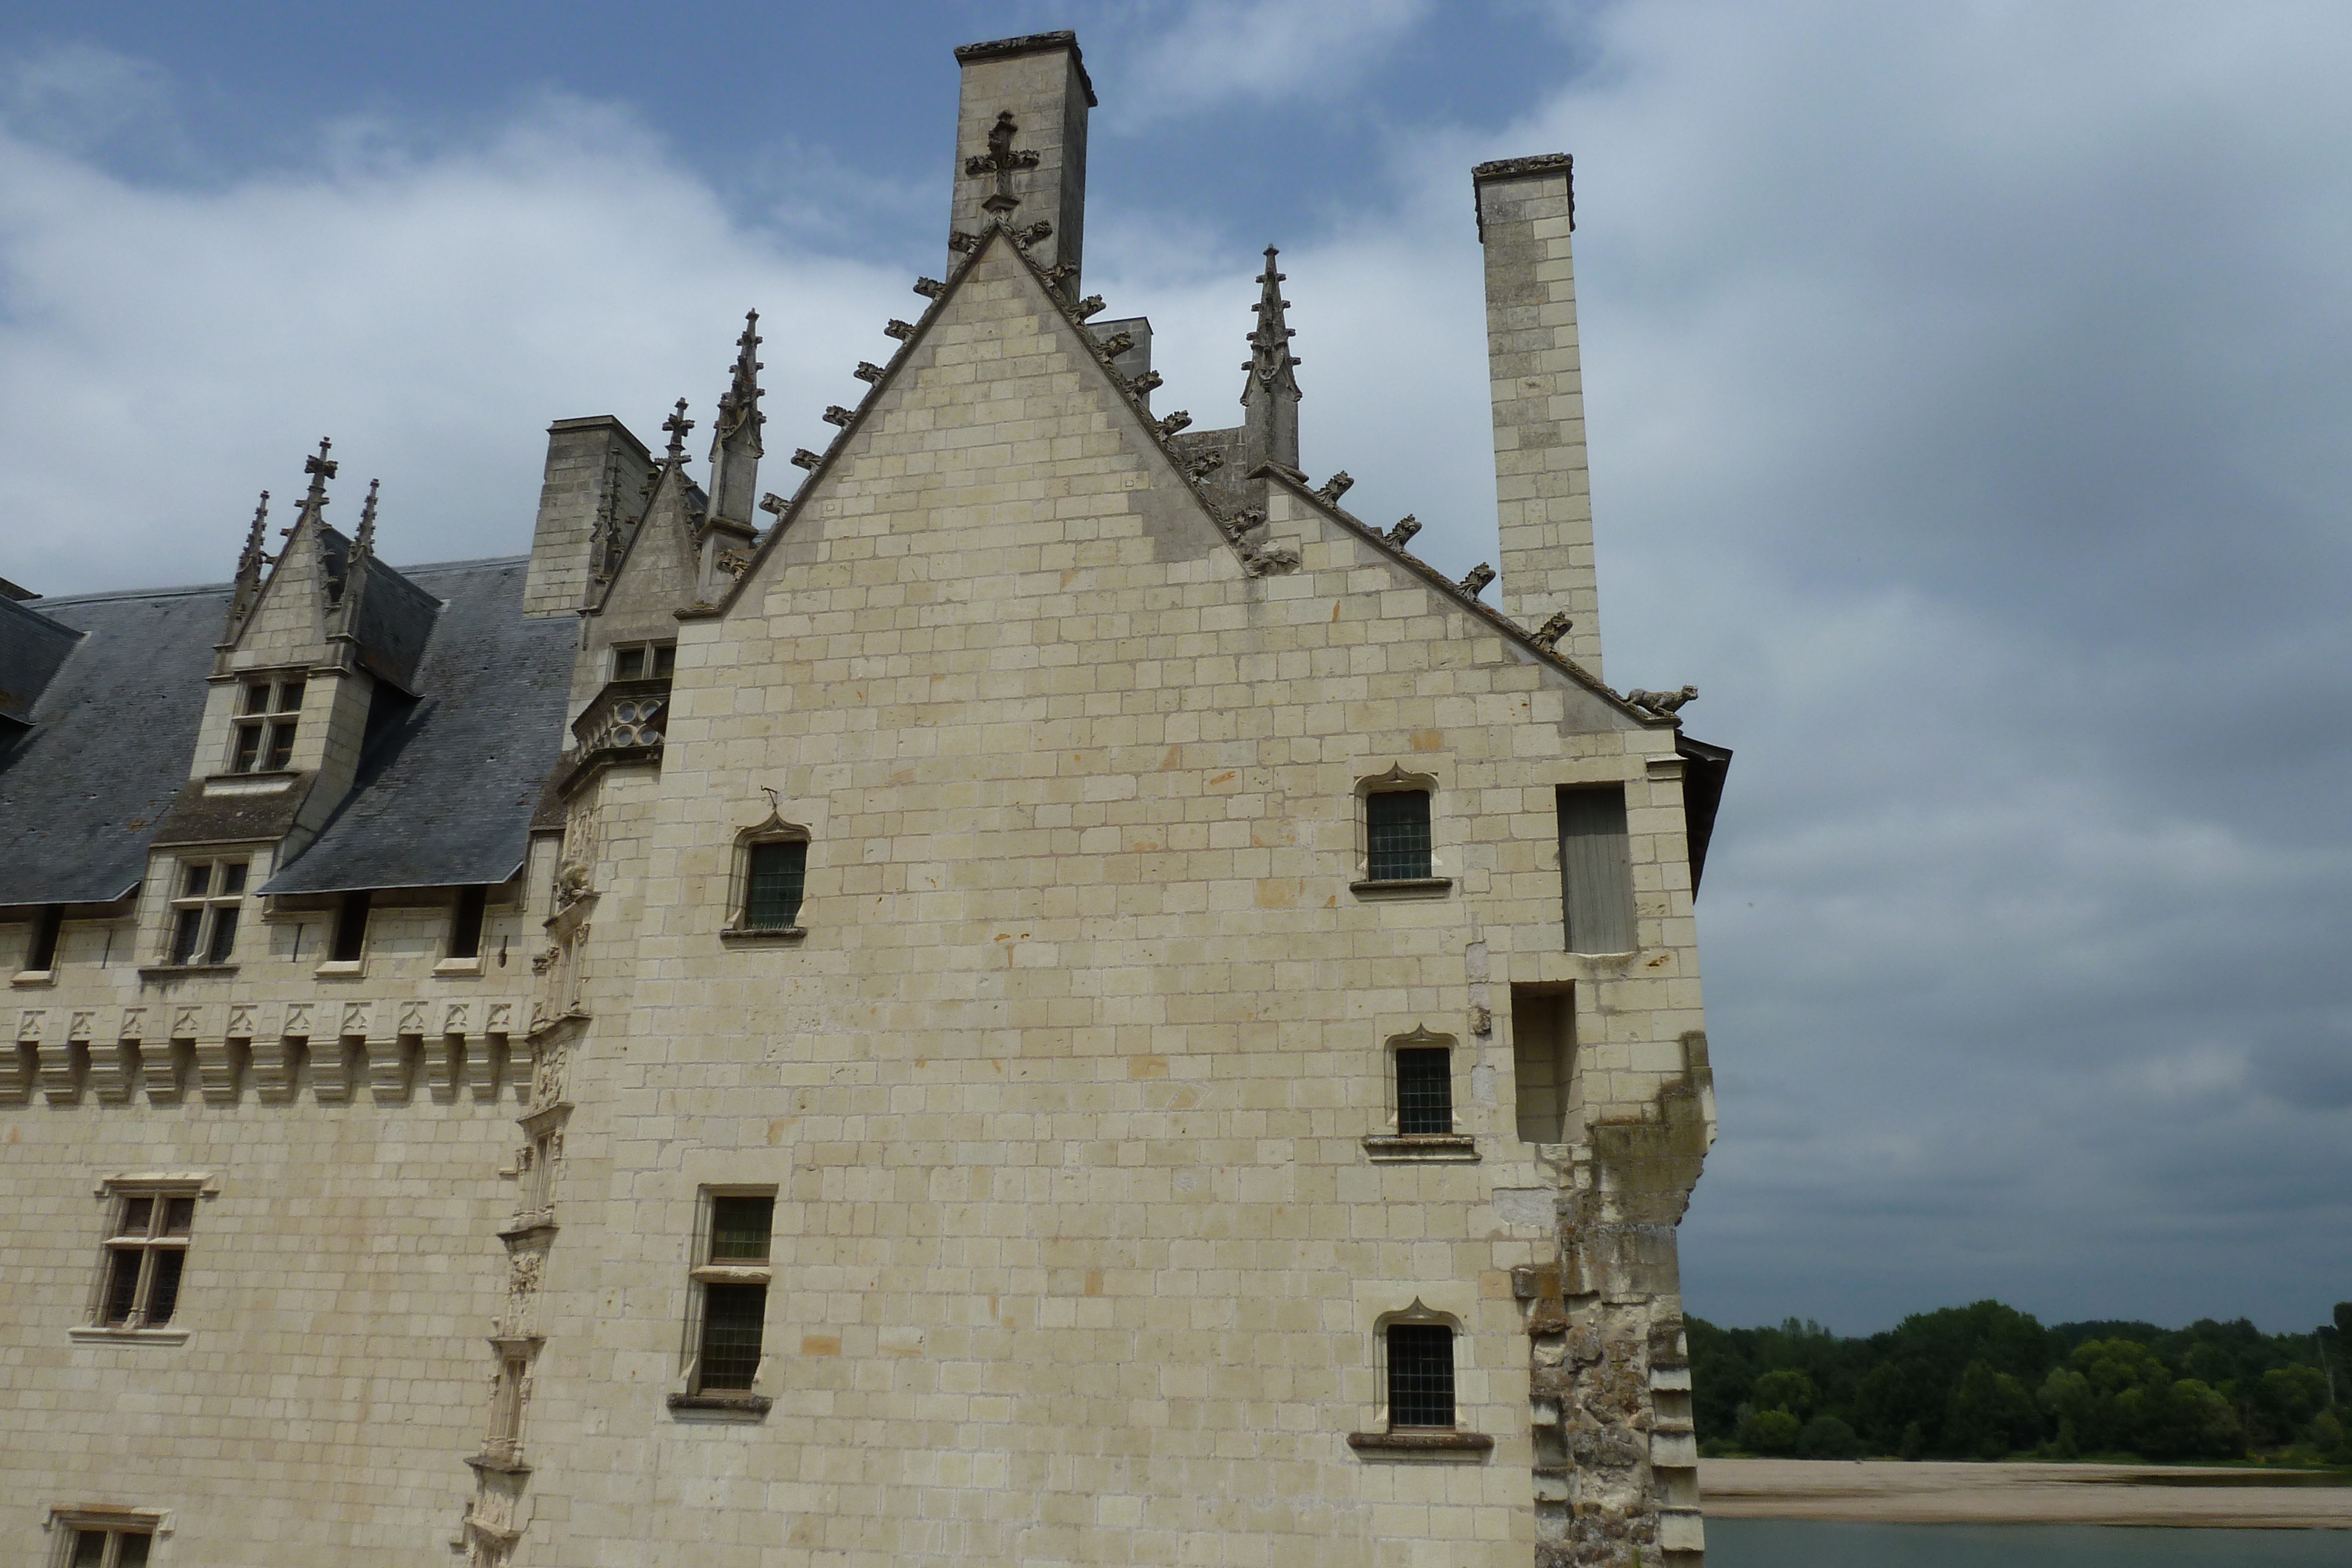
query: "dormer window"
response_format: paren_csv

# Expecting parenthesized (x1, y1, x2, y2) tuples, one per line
(613, 642, 676, 681)
(230, 678, 303, 773)
(168, 859, 246, 965)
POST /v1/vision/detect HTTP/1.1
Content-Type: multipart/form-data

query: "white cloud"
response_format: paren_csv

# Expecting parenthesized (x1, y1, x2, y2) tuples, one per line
(1110, 0, 1430, 126)
(0, 75, 907, 597)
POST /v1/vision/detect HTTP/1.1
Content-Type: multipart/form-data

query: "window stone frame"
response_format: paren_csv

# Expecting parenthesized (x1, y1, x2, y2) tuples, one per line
(1349, 764, 1451, 898)
(719, 808, 812, 944)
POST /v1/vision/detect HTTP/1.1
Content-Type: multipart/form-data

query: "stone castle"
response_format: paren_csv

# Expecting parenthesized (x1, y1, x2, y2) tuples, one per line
(0, 32, 1728, 1568)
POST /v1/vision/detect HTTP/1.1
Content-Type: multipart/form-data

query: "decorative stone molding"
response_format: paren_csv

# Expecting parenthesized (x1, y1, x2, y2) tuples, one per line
(194, 1039, 239, 1104)
(252, 1037, 301, 1102)
(1347, 1429, 1493, 1456)
(40, 1040, 83, 1104)
(312, 1039, 354, 1104)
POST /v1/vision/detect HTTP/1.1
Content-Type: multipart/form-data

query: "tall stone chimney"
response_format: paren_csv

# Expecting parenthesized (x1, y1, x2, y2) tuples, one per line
(1475, 155, 1604, 681)
(949, 32, 1094, 296)
(523, 417, 654, 619)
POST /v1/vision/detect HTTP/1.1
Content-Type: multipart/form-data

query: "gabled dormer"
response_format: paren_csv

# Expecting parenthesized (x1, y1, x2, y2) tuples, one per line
(160, 442, 443, 868)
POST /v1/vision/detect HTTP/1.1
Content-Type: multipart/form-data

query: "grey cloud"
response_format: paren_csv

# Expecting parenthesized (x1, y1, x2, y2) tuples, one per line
(0, 2, 2343, 1337)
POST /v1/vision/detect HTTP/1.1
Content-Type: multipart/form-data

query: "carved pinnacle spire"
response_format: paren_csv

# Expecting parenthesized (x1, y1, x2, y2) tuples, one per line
(707, 311, 766, 527)
(236, 492, 270, 580)
(1240, 245, 1302, 473)
(354, 479, 380, 558)
(224, 490, 271, 634)
(662, 399, 693, 462)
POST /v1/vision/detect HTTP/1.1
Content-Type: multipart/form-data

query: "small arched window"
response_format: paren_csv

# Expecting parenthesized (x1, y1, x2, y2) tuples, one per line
(724, 808, 812, 940)
(1352, 765, 1449, 895)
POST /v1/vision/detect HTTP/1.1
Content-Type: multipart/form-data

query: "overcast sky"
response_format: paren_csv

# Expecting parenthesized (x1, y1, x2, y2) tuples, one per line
(2, 1, 2345, 1338)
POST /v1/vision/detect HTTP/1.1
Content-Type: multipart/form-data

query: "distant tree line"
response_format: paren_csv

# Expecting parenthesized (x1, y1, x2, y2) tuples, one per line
(1689, 1299, 2351, 1463)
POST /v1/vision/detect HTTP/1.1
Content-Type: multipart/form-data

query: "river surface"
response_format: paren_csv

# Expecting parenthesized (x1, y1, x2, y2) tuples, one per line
(1707, 1519, 2351, 1566)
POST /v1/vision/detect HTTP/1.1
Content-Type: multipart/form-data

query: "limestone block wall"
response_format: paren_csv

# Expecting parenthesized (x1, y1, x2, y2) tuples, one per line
(0, 1074, 520, 1564)
(1, 868, 539, 1562)
(500, 246, 1709, 1567)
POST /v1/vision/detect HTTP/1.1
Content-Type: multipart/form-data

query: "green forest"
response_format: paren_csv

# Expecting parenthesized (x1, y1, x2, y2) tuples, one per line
(1689, 1299, 2351, 1465)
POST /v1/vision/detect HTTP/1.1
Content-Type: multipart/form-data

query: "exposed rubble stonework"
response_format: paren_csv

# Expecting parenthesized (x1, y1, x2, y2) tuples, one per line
(0, 30, 1727, 1567)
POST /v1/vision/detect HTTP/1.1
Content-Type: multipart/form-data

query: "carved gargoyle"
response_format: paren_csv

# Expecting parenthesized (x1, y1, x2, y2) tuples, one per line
(854, 362, 883, 383)
(1387, 514, 1421, 546)
(1073, 295, 1107, 320)
(884, 319, 915, 340)
(821, 406, 853, 427)
(790, 449, 820, 470)
(1459, 563, 1496, 597)
(554, 860, 593, 908)
(913, 278, 944, 298)
(1315, 471, 1354, 504)
(1156, 410, 1192, 437)
(1534, 611, 1573, 649)
(1095, 331, 1134, 359)
(1626, 684, 1699, 718)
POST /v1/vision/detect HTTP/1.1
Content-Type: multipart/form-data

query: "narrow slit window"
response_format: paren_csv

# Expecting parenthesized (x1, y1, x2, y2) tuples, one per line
(1510, 984, 1575, 1144)
(1388, 1323, 1456, 1427)
(449, 886, 488, 959)
(330, 890, 372, 963)
(694, 1194, 774, 1393)
(742, 841, 807, 931)
(1366, 789, 1433, 881)
(1395, 1046, 1452, 1135)
(1558, 784, 1636, 954)
(27, 904, 64, 972)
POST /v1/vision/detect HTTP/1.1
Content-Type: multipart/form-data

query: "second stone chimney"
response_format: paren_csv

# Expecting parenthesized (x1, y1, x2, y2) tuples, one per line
(949, 32, 1094, 295)
(1475, 154, 1604, 681)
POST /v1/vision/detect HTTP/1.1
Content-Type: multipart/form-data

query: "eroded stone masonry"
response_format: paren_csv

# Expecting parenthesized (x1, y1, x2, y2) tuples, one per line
(0, 31, 1728, 1568)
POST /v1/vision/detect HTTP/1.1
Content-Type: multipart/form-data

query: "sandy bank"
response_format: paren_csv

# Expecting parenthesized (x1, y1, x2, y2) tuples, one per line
(1699, 1459, 2352, 1528)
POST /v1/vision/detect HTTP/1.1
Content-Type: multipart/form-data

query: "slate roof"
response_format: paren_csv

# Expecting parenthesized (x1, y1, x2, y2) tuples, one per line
(0, 556, 571, 908)
(0, 582, 229, 905)
(0, 592, 82, 725)
(263, 558, 572, 894)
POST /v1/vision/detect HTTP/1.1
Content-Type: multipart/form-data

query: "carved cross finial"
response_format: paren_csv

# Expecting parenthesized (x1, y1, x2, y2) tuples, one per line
(964, 109, 1041, 215)
(663, 398, 693, 460)
(303, 437, 337, 504)
(354, 479, 380, 556)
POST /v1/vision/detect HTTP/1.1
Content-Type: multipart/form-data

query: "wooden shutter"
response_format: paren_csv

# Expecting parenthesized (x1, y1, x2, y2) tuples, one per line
(1558, 785, 1635, 953)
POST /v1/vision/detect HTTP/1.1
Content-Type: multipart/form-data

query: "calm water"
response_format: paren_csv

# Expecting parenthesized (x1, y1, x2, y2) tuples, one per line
(1706, 1520, 2351, 1566)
